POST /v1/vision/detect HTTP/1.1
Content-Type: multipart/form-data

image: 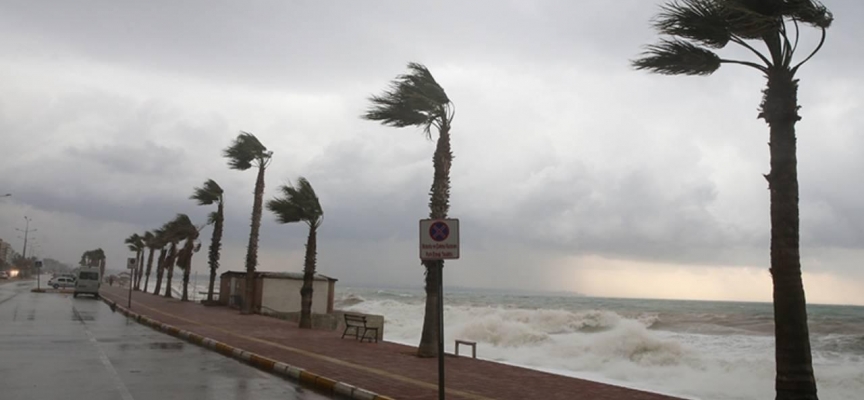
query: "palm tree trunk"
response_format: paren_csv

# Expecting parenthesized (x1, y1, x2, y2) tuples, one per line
(242, 163, 266, 314)
(153, 248, 167, 295)
(180, 238, 194, 302)
(418, 124, 453, 358)
(299, 226, 317, 329)
(761, 71, 817, 400)
(134, 251, 143, 290)
(164, 242, 177, 298)
(207, 203, 224, 303)
(143, 248, 155, 292)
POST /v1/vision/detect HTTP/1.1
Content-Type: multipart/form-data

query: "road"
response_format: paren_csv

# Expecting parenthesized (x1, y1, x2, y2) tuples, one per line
(0, 279, 331, 400)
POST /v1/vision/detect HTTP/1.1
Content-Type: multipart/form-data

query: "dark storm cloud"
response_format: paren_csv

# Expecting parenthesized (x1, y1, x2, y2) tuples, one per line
(2, 0, 864, 294)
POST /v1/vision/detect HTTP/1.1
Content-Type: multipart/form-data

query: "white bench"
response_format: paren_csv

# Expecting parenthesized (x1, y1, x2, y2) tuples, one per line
(455, 339, 477, 359)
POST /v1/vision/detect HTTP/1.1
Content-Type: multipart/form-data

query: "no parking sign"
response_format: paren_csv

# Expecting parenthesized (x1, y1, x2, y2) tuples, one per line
(419, 219, 460, 260)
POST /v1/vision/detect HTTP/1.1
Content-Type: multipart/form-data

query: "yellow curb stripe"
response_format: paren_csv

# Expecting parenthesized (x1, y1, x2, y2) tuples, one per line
(104, 291, 492, 400)
(299, 371, 319, 387)
(314, 375, 338, 391)
(250, 354, 276, 370)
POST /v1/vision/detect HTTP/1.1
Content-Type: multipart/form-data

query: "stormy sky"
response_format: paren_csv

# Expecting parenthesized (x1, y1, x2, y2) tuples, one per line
(1, 0, 862, 304)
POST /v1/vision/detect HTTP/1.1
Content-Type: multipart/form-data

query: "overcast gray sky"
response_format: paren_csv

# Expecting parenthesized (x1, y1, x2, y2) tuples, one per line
(1, 0, 862, 304)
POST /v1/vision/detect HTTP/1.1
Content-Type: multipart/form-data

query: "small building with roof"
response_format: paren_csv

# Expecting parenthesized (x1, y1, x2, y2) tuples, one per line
(218, 270, 337, 314)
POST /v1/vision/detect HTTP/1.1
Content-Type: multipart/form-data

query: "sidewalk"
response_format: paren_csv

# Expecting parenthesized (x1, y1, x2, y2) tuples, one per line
(101, 286, 682, 400)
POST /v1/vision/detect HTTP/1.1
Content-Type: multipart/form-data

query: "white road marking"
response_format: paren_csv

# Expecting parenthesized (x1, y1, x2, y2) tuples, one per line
(73, 306, 136, 400)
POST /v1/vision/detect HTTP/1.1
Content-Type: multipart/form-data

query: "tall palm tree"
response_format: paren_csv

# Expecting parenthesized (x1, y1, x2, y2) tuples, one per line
(363, 62, 455, 357)
(632, 2, 832, 399)
(190, 179, 225, 303)
(223, 132, 272, 314)
(266, 177, 323, 329)
(142, 230, 159, 292)
(124, 234, 144, 289)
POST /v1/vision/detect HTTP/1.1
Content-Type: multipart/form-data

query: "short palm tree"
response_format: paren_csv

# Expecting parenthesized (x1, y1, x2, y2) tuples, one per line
(190, 179, 225, 303)
(152, 228, 170, 295)
(632, 2, 832, 399)
(363, 62, 455, 357)
(175, 221, 203, 302)
(124, 234, 144, 290)
(160, 216, 190, 298)
(142, 230, 160, 292)
(266, 177, 323, 329)
(224, 132, 272, 314)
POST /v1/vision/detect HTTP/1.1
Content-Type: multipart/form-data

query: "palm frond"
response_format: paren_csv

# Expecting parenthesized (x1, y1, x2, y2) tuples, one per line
(782, 0, 832, 28)
(223, 132, 269, 170)
(655, 0, 731, 48)
(190, 179, 223, 205)
(207, 211, 219, 225)
(363, 62, 452, 139)
(632, 39, 721, 75)
(266, 177, 323, 227)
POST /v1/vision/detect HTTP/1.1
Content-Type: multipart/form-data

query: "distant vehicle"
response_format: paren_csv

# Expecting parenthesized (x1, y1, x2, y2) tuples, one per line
(74, 268, 101, 298)
(0, 271, 9, 279)
(48, 276, 76, 289)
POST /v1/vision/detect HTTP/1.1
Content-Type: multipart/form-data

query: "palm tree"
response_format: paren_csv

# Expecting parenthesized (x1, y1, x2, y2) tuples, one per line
(152, 230, 169, 295)
(190, 179, 225, 303)
(176, 228, 202, 302)
(223, 132, 272, 314)
(363, 62, 455, 357)
(266, 177, 323, 329)
(142, 230, 158, 292)
(124, 234, 144, 289)
(160, 216, 187, 299)
(632, 2, 832, 399)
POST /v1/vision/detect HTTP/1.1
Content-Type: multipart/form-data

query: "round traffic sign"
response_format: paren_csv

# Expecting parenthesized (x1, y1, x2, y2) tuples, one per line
(429, 221, 450, 242)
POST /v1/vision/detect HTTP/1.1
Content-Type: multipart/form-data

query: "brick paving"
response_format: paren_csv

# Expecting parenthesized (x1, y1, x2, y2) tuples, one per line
(101, 286, 682, 400)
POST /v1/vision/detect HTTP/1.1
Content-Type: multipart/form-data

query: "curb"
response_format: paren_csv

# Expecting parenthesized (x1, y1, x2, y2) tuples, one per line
(102, 297, 395, 400)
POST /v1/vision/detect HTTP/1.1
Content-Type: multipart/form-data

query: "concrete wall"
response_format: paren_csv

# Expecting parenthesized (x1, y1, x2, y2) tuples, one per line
(260, 278, 330, 314)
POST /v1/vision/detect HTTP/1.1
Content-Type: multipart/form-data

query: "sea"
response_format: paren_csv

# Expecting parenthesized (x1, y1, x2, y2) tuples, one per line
(336, 286, 864, 400)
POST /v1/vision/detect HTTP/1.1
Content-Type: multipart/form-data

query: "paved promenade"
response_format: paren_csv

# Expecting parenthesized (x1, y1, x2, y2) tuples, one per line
(101, 286, 682, 400)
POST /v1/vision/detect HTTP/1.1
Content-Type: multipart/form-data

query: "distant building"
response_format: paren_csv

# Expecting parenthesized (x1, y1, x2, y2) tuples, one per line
(218, 271, 337, 314)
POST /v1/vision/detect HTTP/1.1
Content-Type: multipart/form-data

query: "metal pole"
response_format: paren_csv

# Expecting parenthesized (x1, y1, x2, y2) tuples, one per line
(438, 262, 445, 400)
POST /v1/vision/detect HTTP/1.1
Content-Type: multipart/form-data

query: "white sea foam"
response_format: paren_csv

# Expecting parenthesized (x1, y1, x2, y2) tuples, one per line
(342, 294, 864, 400)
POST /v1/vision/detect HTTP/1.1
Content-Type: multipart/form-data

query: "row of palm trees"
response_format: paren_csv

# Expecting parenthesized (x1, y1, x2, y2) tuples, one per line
(122, 133, 324, 329)
(116, 1, 828, 398)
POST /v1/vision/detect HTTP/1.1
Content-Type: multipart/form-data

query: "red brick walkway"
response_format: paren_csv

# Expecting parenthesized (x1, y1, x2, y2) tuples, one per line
(101, 286, 681, 400)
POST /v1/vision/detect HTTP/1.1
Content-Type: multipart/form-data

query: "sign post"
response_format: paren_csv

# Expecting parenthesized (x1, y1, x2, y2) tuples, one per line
(420, 219, 460, 400)
(34, 260, 43, 290)
(127, 257, 136, 309)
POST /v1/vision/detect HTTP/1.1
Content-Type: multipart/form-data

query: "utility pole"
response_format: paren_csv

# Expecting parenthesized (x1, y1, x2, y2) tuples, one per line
(16, 216, 36, 277)
(16, 216, 35, 258)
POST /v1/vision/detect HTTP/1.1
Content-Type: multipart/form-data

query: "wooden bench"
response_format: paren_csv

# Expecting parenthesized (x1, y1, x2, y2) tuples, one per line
(341, 314, 379, 343)
(455, 339, 477, 358)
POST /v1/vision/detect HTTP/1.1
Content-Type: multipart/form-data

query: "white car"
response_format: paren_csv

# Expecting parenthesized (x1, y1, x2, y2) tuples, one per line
(0, 271, 9, 279)
(48, 276, 76, 289)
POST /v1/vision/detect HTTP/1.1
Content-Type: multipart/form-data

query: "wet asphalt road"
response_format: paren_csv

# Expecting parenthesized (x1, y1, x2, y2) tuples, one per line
(0, 279, 331, 400)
